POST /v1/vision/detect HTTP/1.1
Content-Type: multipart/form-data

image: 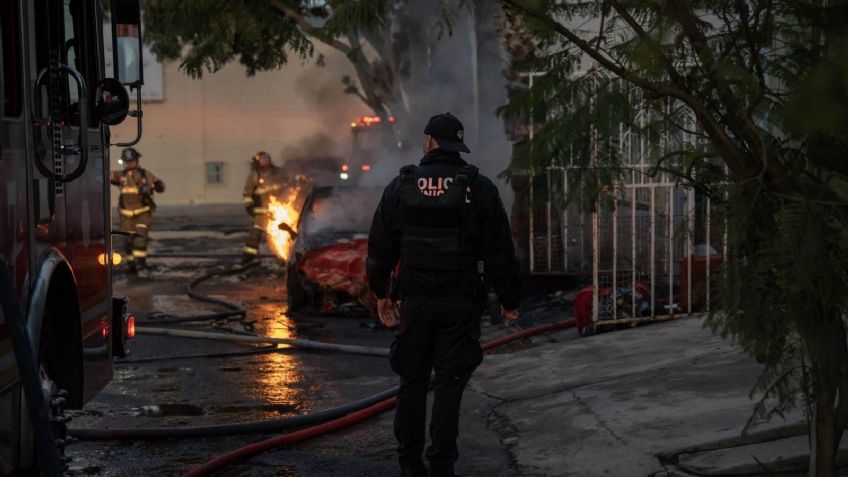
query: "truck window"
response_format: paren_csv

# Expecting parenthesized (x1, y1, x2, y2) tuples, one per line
(62, 0, 99, 127)
(1, 0, 23, 118)
(32, 0, 100, 127)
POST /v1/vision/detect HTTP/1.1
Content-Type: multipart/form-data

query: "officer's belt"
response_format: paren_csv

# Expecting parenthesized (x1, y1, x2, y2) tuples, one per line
(119, 206, 152, 217)
(121, 186, 139, 194)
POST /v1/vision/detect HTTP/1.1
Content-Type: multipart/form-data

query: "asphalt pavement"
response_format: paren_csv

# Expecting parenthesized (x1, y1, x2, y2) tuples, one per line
(66, 207, 835, 476)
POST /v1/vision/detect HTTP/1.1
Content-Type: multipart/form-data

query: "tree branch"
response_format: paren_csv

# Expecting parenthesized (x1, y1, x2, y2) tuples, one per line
(501, 0, 751, 178)
(271, 2, 354, 55)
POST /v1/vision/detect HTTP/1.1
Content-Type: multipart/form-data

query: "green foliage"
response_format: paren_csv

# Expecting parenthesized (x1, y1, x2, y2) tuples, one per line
(502, 0, 848, 455)
(142, 0, 386, 78)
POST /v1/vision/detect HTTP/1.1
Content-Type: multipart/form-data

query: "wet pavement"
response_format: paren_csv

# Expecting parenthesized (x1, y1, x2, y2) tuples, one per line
(68, 211, 570, 476)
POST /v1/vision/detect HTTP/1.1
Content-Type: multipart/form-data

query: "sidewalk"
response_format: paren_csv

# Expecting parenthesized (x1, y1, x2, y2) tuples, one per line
(466, 316, 808, 476)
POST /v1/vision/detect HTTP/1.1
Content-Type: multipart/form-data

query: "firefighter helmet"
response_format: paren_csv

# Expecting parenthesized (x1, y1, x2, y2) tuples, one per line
(120, 147, 141, 163)
(252, 151, 273, 168)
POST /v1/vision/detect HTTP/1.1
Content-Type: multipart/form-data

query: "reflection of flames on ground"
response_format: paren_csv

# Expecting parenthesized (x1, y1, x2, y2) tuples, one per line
(265, 188, 302, 261)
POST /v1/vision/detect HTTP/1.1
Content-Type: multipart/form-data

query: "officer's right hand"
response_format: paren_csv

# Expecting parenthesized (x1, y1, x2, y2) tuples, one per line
(501, 307, 519, 323)
(245, 205, 254, 216)
(377, 298, 399, 328)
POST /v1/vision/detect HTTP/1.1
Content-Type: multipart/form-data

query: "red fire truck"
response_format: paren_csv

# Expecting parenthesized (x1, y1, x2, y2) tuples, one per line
(340, 115, 396, 182)
(0, 0, 143, 473)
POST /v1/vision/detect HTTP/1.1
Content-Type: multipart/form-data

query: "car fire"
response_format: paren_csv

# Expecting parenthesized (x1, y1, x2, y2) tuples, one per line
(265, 189, 304, 261)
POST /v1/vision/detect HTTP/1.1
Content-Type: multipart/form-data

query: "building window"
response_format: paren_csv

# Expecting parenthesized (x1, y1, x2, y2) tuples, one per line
(205, 162, 225, 184)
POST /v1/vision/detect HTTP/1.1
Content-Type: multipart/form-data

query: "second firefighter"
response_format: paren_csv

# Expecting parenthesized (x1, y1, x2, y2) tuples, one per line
(110, 147, 165, 272)
(242, 151, 279, 263)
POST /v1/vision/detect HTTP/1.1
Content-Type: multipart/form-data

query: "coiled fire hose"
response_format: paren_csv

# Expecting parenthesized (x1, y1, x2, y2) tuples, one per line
(144, 262, 259, 324)
(179, 318, 578, 477)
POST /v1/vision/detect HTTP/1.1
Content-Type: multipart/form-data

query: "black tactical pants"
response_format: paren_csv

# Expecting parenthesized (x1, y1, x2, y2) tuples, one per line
(390, 295, 483, 475)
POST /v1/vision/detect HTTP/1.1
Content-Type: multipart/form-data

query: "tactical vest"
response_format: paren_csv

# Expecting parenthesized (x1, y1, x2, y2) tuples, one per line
(399, 163, 479, 271)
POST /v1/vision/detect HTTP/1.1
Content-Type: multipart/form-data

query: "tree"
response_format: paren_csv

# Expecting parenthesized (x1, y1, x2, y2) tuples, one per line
(141, 0, 492, 146)
(142, 1, 390, 112)
(498, 1, 848, 475)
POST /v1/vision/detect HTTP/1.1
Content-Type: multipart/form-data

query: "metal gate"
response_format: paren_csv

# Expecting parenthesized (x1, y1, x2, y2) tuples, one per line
(524, 81, 725, 329)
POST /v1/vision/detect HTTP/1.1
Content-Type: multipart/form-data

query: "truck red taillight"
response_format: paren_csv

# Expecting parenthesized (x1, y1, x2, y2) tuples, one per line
(126, 314, 136, 339)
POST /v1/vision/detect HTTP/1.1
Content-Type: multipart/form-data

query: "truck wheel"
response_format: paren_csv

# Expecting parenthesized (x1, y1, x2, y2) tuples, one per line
(18, 312, 73, 476)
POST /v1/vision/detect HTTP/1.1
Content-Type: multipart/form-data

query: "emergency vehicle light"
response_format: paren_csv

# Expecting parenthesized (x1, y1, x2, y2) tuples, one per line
(126, 314, 136, 339)
(361, 164, 371, 171)
(341, 164, 349, 172)
(340, 172, 350, 181)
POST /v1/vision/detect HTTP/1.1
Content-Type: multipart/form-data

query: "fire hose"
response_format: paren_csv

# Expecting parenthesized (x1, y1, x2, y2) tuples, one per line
(69, 385, 399, 439)
(68, 319, 575, 472)
(180, 318, 577, 477)
(144, 262, 260, 324)
(134, 326, 389, 357)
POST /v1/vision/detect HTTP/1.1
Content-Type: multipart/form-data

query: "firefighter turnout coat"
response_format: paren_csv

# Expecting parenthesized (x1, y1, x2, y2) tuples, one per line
(242, 165, 280, 257)
(110, 167, 165, 266)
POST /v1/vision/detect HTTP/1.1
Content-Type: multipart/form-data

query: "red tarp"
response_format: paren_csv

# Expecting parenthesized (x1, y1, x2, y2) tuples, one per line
(296, 238, 377, 314)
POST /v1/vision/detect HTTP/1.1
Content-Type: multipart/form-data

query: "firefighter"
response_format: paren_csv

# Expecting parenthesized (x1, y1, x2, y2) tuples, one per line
(110, 147, 165, 273)
(242, 151, 278, 264)
(367, 113, 521, 477)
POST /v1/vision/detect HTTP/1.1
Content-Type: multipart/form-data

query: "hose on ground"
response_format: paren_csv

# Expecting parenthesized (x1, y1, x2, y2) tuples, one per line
(142, 262, 260, 324)
(115, 345, 284, 365)
(144, 310, 245, 325)
(149, 253, 275, 259)
(185, 262, 259, 313)
(0, 259, 64, 477)
(181, 319, 577, 477)
(135, 326, 389, 357)
(69, 385, 399, 440)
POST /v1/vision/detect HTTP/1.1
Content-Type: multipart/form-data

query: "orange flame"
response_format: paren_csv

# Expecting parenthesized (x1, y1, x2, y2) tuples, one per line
(265, 188, 302, 261)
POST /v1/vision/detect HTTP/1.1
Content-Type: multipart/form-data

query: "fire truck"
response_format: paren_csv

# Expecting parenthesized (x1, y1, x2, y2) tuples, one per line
(0, 0, 143, 473)
(340, 115, 396, 182)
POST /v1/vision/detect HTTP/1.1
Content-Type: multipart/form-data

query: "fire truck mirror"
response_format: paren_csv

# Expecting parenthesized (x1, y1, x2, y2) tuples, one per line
(95, 78, 130, 125)
(110, 0, 143, 86)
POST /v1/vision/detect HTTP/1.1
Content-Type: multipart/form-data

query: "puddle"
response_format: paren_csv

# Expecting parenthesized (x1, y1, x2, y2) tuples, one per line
(137, 403, 205, 417)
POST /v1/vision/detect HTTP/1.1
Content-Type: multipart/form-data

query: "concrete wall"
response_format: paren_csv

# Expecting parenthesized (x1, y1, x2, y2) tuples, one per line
(108, 47, 369, 206)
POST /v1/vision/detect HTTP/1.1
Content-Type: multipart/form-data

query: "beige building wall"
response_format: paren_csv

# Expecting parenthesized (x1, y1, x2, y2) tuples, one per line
(108, 47, 370, 206)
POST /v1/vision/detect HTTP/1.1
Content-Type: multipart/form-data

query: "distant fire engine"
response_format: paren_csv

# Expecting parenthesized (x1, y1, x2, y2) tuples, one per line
(0, 0, 144, 473)
(340, 115, 396, 182)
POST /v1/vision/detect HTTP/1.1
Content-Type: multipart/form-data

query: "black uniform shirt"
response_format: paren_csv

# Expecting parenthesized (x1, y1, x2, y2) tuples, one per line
(367, 149, 521, 310)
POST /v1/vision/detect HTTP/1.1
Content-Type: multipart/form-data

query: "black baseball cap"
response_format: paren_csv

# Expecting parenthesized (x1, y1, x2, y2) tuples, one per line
(424, 112, 470, 153)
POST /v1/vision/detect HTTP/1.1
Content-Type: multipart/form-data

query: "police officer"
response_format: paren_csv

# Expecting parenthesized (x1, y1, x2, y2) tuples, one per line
(242, 151, 279, 264)
(367, 113, 520, 477)
(110, 147, 165, 272)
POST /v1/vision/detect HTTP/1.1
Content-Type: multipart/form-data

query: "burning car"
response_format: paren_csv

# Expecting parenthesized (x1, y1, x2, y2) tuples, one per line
(285, 186, 384, 314)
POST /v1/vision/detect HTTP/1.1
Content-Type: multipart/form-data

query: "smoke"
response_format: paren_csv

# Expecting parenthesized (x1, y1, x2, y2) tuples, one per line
(302, 187, 384, 236)
(285, 0, 515, 238)
(279, 132, 339, 160)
